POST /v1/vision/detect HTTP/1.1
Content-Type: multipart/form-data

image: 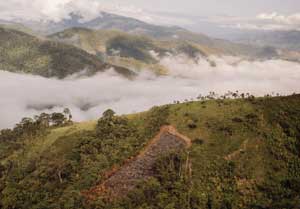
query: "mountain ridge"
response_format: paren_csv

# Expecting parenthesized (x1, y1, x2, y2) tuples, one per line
(0, 26, 135, 78)
(2, 12, 284, 60)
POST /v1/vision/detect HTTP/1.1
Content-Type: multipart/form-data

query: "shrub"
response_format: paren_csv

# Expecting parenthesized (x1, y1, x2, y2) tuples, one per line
(187, 120, 197, 129)
(194, 138, 204, 145)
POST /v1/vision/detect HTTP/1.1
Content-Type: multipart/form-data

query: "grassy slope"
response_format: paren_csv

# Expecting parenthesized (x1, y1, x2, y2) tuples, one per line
(0, 27, 135, 78)
(48, 28, 213, 75)
(49, 28, 212, 57)
(1, 95, 300, 208)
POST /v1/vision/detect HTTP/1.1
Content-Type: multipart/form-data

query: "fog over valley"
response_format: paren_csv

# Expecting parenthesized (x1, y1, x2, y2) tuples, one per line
(1, 55, 300, 129)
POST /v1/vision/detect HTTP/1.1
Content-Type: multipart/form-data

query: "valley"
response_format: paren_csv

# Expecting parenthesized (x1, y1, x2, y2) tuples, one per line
(0, 2, 300, 209)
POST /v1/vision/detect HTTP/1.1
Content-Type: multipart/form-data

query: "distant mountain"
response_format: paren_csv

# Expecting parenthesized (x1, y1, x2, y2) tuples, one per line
(2, 12, 298, 78)
(4, 12, 186, 37)
(2, 12, 282, 60)
(0, 27, 134, 78)
(48, 27, 214, 74)
(234, 30, 300, 52)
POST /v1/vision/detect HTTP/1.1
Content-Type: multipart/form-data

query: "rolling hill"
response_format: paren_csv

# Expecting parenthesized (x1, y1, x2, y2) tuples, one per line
(3, 12, 283, 61)
(234, 30, 300, 52)
(1, 94, 300, 208)
(0, 27, 134, 78)
(48, 27, 214, 74)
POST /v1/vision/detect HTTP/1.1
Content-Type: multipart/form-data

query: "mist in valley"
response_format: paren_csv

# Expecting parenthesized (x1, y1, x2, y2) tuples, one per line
(1, 55, 300, 129)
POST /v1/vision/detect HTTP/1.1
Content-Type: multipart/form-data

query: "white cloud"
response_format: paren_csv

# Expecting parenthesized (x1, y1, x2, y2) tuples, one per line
(257, 12, 300, 25)
(195, 12, 300, 32)
(0, 55, 300, 129)
(227, 12, 300, 31)
(220, 23, 300, 31)
(0, 0, 193, 25)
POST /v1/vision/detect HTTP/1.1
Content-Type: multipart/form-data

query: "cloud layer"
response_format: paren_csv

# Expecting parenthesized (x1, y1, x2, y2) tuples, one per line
(219, 12, 300, 31)
(257, 12, 300, 25)
(0, 56, 300, 129)
(1, 1, 299, 32)
(0, 0, 192, 26)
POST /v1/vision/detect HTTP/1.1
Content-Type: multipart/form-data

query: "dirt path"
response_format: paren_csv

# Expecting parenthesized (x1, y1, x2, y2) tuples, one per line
(85, 125, 191, 200)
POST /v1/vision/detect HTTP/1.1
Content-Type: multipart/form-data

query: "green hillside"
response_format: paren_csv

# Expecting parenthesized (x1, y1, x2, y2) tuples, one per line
(1, 94, 300, 208)
(48, 27, 221, 59)
(0, 27, 134, 78)
(49, 27, 213, 74)
(49, 27, 284, 62)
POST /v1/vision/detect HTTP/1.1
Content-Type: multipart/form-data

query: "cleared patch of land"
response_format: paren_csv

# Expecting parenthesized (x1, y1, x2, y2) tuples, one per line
(85, 125, 191, 199)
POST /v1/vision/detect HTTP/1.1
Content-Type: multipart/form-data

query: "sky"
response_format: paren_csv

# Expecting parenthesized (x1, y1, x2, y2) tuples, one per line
(0, 0, 299, 35)
(97, 0, 300, 17)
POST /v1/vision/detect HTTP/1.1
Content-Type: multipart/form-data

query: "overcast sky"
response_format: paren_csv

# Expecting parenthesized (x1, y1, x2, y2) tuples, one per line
(0, 0, 299, 34)
(98, 0, 300, 17)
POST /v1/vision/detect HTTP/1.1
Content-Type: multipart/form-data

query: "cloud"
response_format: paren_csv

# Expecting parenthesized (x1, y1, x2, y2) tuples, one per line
(0, 56, 300, 129)
(220, 23, 300, 31)
(219, 12, 300, 31)
(0, 0, 193, 25)
(257, 12, 300, 25)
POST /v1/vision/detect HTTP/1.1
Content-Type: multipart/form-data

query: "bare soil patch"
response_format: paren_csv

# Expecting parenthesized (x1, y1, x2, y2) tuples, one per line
(84, 125, 191, 200)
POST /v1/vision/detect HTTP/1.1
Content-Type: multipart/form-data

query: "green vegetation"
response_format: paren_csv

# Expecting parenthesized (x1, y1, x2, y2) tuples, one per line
(49, 28, 211, 75)
(106, 35, 164, 64)
(1, 95, 300, 208)
(0, 27, 135, 78)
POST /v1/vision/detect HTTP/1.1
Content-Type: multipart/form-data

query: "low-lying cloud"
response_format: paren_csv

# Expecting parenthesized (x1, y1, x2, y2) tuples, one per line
(0, 0, 192, 26)
(0, 56, 300, 129)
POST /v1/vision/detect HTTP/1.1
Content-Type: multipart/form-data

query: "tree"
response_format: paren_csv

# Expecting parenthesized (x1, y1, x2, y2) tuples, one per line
(37, 113, 50, 128)
(63, 108, 72, 122)
(51, 113, 66, 126)
(96, 109, 132, 139)
(102, 109, 115, 119)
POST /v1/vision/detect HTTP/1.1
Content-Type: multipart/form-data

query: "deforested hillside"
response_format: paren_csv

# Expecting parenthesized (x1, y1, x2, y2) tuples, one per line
(1, 94, 300, 209)
(0, 27, 134, 78)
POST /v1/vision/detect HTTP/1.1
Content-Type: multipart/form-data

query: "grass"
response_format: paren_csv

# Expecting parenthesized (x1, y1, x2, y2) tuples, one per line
(0, 27, 136, 78)
(48, 27, 216, 76)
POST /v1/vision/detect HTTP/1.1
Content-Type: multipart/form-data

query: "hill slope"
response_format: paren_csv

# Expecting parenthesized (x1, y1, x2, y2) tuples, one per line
(5, 12, 283, 60)
(0, 27, 134, 78)
(49, 27, 213, 74)
(235, 30, 300, 52)
(1, 94, 300, 208)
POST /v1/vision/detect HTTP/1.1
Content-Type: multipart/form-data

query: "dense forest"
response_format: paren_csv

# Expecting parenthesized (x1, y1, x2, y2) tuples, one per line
(0, 94, 300, 209)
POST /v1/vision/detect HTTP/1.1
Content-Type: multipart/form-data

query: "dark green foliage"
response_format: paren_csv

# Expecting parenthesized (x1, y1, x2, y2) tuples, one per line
(51, 113, 67, 126)
(194, 138, 204, 145)
(0, 111, 70, 161)
(1, 95, 300, 209)
(38, 40, 108, 78)
(176, 42, 206, 58)
(250, 95, 300, 208)
(102, 109, 115, 119)
(96, 109, 133, 139)
(232, 117, 243, 123)
(0, 27, 123, 78)
(106, 35, 161, 63)
(0, 108, 167, 209)
(187, 119, 197, 129)
(142, 105, 170, 139)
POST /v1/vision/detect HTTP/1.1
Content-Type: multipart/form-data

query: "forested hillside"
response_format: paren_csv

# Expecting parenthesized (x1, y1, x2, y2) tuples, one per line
(1, 94, 300, 209)
(0, 27, 134, 78)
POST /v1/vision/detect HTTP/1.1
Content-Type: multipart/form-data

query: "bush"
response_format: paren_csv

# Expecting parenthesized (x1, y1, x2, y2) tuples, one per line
(194, 138, 204, 145)
(96, 109, 133, 139)
(187, 119, 197, 129)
